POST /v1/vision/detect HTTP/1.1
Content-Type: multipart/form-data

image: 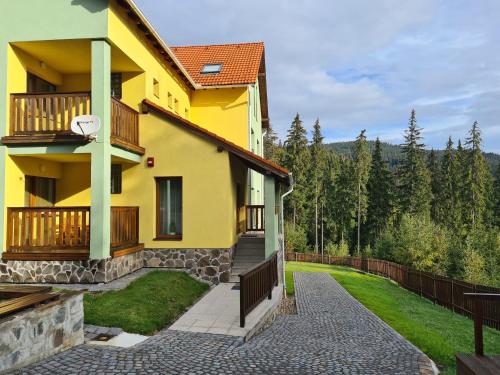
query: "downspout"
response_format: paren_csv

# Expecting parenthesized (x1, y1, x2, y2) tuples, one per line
(280, 173, 294, 294)
(247, 85, 252, 204)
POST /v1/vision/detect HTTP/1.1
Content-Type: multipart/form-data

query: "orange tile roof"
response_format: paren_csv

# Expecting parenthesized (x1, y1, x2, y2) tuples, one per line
(171, 42, 264, 86)
(142, 99, 289, 181)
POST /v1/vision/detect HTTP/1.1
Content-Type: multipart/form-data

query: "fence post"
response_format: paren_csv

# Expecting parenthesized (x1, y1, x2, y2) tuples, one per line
(451, 280, 455, 312)
(295, 252, 297, 262)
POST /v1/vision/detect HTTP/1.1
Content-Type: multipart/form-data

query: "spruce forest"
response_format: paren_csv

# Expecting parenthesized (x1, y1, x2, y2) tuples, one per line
(266, 110, 500, 287)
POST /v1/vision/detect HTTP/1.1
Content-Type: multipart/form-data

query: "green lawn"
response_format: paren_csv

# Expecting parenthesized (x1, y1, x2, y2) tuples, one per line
(84, 271, 209, 335)
(286, 261, 500, 375)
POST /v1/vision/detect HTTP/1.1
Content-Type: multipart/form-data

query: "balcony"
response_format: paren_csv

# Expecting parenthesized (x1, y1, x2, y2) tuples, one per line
(2, 92, 144, 155)
(4, 206, 142, 260)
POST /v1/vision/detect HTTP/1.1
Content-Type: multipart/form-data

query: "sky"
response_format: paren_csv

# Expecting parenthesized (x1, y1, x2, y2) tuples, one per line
(134, 0, 500, 152)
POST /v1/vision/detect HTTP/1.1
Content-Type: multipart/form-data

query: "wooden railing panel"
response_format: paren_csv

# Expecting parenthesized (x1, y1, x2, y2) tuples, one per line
(110, 206, 139, 250)
(240, 251, 278, 327)
(10, 92, 91, 135)
(6, 207, 90, 253)
(246, 205, 265, 232)
(286, 252, 500, 330)
(110, 98, 140, 150)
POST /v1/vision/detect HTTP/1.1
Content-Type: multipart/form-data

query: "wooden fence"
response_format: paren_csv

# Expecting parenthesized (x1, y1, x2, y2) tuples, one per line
(286, 252, 500, 330)
(240, 251, 278, 327)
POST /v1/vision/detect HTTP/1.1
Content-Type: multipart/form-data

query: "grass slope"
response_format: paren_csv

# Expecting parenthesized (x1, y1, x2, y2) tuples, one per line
(84, 271, 209, 335)
(286, 261, 500, 375)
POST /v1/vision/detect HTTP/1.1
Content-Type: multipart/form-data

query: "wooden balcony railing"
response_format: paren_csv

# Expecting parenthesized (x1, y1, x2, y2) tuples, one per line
(110, 206, 140, 254)
(110, 98, 144, 155)
(246, 205, 265, 232)
(5, 207, 90, 260)
(9, 92, 91, 136)
(240, 251, 278, 327)
(6, 93, 144, 154)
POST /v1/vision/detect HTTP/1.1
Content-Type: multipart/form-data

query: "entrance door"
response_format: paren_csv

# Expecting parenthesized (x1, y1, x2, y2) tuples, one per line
(25, 176, 56, 207)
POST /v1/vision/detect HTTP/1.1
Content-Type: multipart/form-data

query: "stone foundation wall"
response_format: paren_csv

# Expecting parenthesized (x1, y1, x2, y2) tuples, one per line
(0, 247, 231, 285)
(0, 251, 143, 284)
(143, 247, 234, 284)
(0, 292, 84, 372)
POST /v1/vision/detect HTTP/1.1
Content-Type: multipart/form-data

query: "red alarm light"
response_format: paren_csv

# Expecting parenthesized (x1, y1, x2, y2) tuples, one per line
(147, 157, 154, 167)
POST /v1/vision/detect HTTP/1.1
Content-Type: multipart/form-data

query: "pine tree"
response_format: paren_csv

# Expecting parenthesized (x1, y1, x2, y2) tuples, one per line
(309, 119, 327, 252)
(427, 149, 441, 222)
(283, 113, 311, 228)
(353, 130, 371, 252)
(263, 123, 282, 164)
(366, 138, 393, 245)
(396, 109, 432, 217)
(493, 163, 500, 227)
(331, 157, 357, 248)
(437, 137, 462, 230)
(463, 122, 489, 228)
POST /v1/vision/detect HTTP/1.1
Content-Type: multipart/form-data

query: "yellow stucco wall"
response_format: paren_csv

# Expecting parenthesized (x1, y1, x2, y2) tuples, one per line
(107, 0, 191, 115)
(56, 163, 91, 206)
(190, 87, 249, 148)
(111, 112, 247, 249)
(5, 156, 91, 208)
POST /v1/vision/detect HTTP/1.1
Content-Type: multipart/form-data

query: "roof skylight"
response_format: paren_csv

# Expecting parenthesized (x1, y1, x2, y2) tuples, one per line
(201, 63, 222, 74)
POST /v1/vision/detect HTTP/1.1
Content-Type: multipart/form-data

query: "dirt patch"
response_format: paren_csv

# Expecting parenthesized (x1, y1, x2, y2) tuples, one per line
(279, 295, 297, 315)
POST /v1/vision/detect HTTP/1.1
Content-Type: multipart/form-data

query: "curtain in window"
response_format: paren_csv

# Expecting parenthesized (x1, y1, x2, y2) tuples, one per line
(159, 178, 182, 235)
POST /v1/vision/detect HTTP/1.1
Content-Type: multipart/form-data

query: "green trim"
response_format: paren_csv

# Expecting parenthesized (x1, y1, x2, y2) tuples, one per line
(0, 43, 7, 254)
(264, 175, 277, 258)
(8, 144, 94, 155)
(111, 146, 142, 163)
(0, 0, 108, 42)
(90, 40, 112, 259)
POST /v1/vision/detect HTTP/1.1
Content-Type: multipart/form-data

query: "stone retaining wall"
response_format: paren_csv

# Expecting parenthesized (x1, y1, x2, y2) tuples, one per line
(0, 251, 143, 284)
(0, 292, 84, 372)
(143, 247, 234, 284)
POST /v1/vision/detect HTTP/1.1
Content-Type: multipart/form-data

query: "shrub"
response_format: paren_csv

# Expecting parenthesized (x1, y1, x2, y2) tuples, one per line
(325, 238, 350, 256)
(284, 221, 309, 253)
(392, 214, 449, 275)
(374, 227, 396, 261)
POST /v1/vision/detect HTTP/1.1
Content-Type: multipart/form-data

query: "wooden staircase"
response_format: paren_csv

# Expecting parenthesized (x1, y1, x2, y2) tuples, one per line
(230, 234, 265, 283)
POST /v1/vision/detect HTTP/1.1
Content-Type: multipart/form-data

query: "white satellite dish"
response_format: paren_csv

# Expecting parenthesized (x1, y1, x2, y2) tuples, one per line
(71, 115, 101, 137)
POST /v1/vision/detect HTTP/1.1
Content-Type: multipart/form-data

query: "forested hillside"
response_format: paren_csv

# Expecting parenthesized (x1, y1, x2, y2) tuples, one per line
(326, 141, 500, 171)
(265, 111, 500, 287)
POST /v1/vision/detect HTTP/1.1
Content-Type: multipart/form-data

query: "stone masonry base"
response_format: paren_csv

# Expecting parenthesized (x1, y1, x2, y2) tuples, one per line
(143, 247, 234, 284)
(0, 292, 84, 372)
(0, 247, 233, 285)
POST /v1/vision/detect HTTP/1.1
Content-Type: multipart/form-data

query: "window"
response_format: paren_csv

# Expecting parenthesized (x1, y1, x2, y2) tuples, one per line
(153, 78, 160, 98)
(168, 92, 173, 108)
(27, 73, 56, 93)
(111, 73, 122, 100)
(111, 164, 122, 194)
(155, 177, 182, 239)
(184, 108, 189, 119)
(174, 98, 179, 114)
(201, 63, 222, 74)
(25, 176, 55, 207)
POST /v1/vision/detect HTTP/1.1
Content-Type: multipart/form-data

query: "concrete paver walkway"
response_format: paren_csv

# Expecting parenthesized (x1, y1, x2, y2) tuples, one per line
(169, 282, 282, 338)
(11, 272, 435, 374)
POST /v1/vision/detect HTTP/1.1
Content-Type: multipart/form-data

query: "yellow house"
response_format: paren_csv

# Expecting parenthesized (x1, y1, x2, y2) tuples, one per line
(0, 0, 290, 284)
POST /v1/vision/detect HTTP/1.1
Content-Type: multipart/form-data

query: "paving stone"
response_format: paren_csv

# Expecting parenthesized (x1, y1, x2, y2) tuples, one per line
(11, 273, 434, 374)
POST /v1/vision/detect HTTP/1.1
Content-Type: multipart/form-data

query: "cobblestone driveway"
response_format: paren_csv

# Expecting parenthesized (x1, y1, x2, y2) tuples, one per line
(12, 272, 434, 374)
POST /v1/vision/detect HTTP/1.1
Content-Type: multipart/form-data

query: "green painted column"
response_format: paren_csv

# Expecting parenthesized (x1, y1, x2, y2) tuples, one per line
(90, 40, 111, 259)
(264, 175, 277, 258)
(0, 42, 8, 256)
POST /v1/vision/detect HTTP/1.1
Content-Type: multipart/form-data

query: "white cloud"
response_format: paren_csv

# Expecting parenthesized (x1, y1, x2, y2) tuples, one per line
(135, 0, 500, 151)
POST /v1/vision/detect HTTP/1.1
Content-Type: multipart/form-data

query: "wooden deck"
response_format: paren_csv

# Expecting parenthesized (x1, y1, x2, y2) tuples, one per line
(456, 354, 500, 375)
(0, 285, 58, 318)
(4, 206, 142, 261)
